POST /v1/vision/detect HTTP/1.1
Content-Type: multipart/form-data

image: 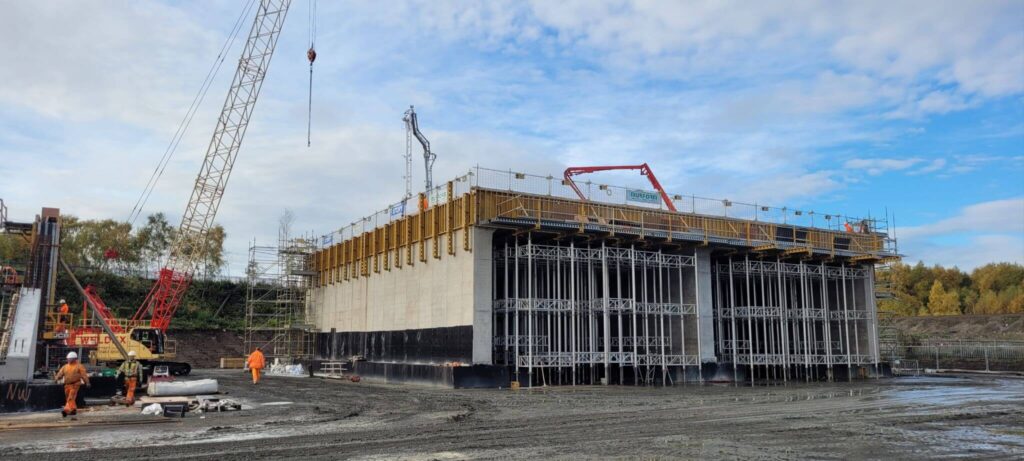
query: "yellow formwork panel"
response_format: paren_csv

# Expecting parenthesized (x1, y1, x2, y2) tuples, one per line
(311, 188, 887, 283)
(474, 189, 887, 258)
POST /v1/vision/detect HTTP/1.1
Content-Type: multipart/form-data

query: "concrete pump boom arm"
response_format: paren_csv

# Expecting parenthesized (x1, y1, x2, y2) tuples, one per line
(563, 163, 678, 212)
(403, 106, 436, 191)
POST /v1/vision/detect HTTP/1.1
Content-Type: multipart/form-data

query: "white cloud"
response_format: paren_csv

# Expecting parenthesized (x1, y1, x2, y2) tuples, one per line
(899, 197, 1024, 239)
(734, 170, 842, 205)
(0, 1, 221, 131)
(911, 158, 947, 175)
(945, 154, 1012, 175)
(1, 1, 1021, 273)
(843, 157, 923, 175)
(902, 234, 1024, 270)
(897, 197, 1024, 269)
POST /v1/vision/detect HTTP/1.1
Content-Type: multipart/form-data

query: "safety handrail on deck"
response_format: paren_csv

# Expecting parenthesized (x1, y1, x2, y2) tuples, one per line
(484, 190, 888, 256)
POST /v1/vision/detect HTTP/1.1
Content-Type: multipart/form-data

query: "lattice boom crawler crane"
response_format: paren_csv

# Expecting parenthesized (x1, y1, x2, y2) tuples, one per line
(61, 0, 292, 374)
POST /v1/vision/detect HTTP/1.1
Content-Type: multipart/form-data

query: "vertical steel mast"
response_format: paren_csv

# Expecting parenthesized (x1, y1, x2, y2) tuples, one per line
(135, 0, 292, 330)
(402, 107, 414, 200)
(403, 105, 436, 192)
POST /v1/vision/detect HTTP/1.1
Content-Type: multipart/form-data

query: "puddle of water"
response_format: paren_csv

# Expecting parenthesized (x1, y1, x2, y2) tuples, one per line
(930, 425, 1024, 454)
(888, 378, 1024, 406)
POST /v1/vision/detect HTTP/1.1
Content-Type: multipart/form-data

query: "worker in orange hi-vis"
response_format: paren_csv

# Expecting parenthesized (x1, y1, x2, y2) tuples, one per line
(116, 351, 143, 406)
(844, 222, 854, 233)
(246, 347, 266, 385)
(55, 299, 70, 333)
(55, 352, 90, 418)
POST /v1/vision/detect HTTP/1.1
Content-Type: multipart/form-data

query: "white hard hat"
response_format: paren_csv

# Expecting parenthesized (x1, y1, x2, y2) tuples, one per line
(128, 351, 137, 357)
(67, 352, 78, 360)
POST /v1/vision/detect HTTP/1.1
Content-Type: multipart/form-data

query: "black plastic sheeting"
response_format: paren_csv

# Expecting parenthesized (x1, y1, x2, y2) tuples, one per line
(316, 326, 473, 364)
(1, 376, 119, 413)
(352, 361, 509, 389)
(453, 365, 509, 389)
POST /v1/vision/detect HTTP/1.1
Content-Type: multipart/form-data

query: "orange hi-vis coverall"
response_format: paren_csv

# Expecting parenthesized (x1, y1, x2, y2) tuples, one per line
(117, 360, 143, 405)
(55, 362, 90, 414)
(247, 350, 266, 384)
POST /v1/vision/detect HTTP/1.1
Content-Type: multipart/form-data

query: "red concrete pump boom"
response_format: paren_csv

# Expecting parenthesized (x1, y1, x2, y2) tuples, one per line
(563, 163, 678, 212)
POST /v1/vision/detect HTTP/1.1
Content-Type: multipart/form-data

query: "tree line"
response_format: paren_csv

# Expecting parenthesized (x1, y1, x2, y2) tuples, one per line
(878, 261, 1024, 316)
(0, 213, 226, 278)
(1, 213, 237, 329)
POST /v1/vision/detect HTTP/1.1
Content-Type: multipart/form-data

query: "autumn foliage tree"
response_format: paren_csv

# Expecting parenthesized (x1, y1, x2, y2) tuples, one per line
(879, 262, 1024, 316)
(0, 213, 226, 278)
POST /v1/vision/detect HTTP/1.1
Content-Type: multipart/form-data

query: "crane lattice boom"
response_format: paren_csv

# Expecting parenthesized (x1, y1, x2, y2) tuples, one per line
(134, 0, 292, 331)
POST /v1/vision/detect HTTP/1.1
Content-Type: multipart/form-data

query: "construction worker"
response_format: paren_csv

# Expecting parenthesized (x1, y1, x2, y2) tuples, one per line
(116, 351, 143, 406)
(246, 347, 266, 385)
(844, 221, 854, 233)
(55, 299, 70, 333)
(54, 351, 90, 418)
(858, 219, 870, 234)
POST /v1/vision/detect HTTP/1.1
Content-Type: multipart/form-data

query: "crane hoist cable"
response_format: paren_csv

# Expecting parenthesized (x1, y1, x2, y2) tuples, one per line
(127, 0, 258, 227)
(306, 0, 317, 147)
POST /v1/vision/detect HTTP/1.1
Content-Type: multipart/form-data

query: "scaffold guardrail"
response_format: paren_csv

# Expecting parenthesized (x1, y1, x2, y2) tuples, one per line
(318, 166, 896, 252)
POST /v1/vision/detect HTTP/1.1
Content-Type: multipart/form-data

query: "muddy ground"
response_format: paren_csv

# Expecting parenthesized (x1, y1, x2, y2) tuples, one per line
(1, 370, 1022, 460)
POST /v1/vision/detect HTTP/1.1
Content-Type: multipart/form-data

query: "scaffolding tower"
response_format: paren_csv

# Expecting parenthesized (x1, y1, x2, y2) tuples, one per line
(244, 233, 317, 364)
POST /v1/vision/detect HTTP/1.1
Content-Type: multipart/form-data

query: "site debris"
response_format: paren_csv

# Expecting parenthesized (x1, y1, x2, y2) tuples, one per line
(1, 370, 1022, 459)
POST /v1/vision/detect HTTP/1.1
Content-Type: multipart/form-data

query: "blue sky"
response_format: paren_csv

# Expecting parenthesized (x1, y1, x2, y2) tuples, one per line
(1, 0, 1022, 275)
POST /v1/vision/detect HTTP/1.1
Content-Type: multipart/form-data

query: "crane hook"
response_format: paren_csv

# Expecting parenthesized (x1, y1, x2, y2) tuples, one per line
(306, 46, 316, 147)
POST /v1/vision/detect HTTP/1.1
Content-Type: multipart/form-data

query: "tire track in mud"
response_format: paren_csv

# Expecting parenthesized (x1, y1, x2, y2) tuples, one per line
(37, 386, 1019, 460)
(9, 372, 1023, 460)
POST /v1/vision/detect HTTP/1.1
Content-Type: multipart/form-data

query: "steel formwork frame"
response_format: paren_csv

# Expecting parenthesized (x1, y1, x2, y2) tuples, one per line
(244, 235, 316, 364)
(712, 257, 877, 384)
(492, 235, 700, 386)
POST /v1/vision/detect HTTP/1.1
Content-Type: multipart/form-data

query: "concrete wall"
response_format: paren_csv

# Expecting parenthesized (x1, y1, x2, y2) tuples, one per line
(471, 228, 494, 364)
(313, 228, 480, 333)
(312, 227, 495, 365)
(0, 288, 41, 381)
(694, 248, 717, 364)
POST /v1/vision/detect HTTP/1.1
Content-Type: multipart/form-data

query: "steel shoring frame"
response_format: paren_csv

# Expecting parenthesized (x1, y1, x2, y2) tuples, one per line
(680, 251, 687, 385)
(842, 265, 852, 381)
(493, 238, 697, 386)
(728, 256, 738, 384)
(527, 234, 533, 385)
(820, 261, 831, 380)
(852, 270, 862, 374)
(776, 256, 788, 383)
(692, 247, 701, 384)
(712, 257, 876, 384)
(714, 264, 723, 363)
(495, 242, 877, 386)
